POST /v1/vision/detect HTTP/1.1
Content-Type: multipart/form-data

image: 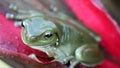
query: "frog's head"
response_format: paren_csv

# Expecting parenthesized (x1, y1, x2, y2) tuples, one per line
(21, 17, 60, 46)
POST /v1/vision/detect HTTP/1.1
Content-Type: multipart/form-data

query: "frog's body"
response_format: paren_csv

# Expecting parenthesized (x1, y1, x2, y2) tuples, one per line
(6, 4, 104, 68)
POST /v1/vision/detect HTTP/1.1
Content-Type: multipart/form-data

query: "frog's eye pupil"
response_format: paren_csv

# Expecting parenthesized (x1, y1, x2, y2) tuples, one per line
(45, 33, 53, 39)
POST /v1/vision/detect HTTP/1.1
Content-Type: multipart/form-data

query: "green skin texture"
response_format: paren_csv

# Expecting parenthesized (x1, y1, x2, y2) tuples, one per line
(6, 4, 104, 68)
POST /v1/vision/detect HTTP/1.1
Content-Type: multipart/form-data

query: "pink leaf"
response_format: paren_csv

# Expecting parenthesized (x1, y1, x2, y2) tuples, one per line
(65, 0, 120, 68)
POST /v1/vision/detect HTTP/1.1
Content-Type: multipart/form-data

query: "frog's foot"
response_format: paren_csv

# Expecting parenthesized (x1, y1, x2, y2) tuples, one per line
(52, 57, 66, 64)
(69, 60, 80, 68)
(75, 44, 104, 67)
(6, 13, 23, 27)
(28, 53, 42, 63)
(6, 13, 26, 19)
(53, 56, 74, 64)
(8, 4, 43, 16)
(6, 13, 15, 19)
(6, 3, 43, 21)
(54, 56, 80, 68)
(6, 12, 32, 20)
(8, 3, 32, 14)
(9, 3, 18, 12)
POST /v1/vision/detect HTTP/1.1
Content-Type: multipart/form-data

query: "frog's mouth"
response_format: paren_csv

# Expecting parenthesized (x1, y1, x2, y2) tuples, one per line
(28, 39, 60, 62)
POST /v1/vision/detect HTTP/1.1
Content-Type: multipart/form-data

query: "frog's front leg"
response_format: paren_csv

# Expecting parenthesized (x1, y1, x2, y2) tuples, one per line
(6, 4, 43, 27)
(46, 47, 74, 64)
(6, 4, 42, 20)
(8, 3, 26, 14)
(8, 4, 42, 16)
(75, 44, 104, 67)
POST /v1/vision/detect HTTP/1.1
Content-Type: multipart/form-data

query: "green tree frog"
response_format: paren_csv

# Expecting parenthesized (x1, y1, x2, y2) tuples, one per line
(6, 4, 104, 68)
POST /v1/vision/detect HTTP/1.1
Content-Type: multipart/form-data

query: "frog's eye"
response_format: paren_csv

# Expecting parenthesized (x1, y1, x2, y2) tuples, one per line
(44, 31, 53, 39)
(45, 33, 53, 39)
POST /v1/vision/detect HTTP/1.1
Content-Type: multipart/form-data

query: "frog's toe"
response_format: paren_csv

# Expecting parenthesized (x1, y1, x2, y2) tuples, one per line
(9, 3, 18, 11)
(6, 13, 15, 19)
(14, 21, 23, 27)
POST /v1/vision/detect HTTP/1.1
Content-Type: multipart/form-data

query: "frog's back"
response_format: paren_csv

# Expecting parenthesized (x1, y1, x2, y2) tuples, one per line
(55, 21, 98, 56)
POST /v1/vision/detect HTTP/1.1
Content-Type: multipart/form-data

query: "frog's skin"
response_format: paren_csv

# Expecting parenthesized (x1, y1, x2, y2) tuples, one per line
(6, 4, 104, 68)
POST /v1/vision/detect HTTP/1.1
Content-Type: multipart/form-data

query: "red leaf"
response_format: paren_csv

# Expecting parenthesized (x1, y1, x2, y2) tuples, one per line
(65, 0, 120, 68)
